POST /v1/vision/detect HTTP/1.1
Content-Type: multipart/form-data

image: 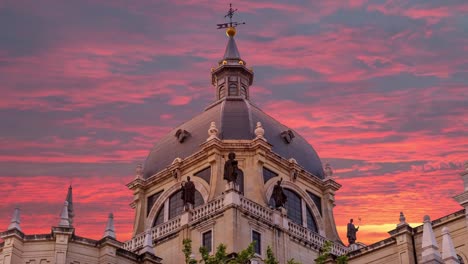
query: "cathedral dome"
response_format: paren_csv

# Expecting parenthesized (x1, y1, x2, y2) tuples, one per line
(143, 98, 325, 179)
(143, 27, 324, 179)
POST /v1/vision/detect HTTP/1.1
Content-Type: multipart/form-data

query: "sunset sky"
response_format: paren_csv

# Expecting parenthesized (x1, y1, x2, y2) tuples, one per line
(1, 1, 467, 246)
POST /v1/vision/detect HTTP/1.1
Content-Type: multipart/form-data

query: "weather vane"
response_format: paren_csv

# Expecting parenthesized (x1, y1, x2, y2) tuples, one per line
(217, 3, 246, 29)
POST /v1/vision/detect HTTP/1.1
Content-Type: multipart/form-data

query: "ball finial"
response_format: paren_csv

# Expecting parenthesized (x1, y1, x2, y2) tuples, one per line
(226, 27, 236, 37)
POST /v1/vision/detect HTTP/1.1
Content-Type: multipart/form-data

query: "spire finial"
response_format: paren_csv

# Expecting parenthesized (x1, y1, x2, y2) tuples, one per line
(441, 227, 459, 264)
(207, 121, 219, 141)
(216, 3, 245, 37)
(254, 122, 265, 139)
(58, 201, 70, 227)
(103, 213, 116, 239)
(397, 211, 407, 227)
(7, 207, 21, 231)
(421, 215, 443, 263)
(66, 185, 74, 226)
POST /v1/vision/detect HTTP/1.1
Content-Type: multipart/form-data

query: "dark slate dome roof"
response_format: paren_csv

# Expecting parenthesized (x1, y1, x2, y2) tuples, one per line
(143, 98, 325, 179)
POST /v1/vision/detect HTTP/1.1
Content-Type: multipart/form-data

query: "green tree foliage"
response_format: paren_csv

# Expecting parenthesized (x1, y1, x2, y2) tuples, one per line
(336, 254, 349, 264)
(287, 259, 302, 264)
(183, 239, 256, 264)
(315, 240, 348, 264)
(182, 239, 197, 264)
(315, 241, 332, 264)
(265, 246, 279, 264)
(229, 242, 256, 264)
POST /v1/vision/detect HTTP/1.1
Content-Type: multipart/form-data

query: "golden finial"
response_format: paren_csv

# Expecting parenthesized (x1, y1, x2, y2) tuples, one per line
(226, 27, 236, 37)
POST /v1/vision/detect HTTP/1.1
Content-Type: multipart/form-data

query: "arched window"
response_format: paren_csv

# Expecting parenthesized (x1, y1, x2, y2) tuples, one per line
(284, 189, 302, 225)
(154, 206, 164, 226)
(306, 206, 318, 233)
(269, 188, 318, 233)
(153, 189, 204, 227)
(240, 85, 247, 98)
(218, 85, 225, 99)
(228, 82, 238, 96)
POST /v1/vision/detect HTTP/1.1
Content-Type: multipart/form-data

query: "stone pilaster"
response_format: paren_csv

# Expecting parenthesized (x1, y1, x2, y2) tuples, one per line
(0, 229, 24, 264)
(388, 215, 416, 264)
(52, 226, 74, 264)
(98, 237, 120, 264)
(453, 162, 468, 227)
(322, 178, 342, 242)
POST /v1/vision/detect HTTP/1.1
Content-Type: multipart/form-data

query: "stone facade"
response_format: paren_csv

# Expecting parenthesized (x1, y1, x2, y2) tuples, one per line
(0, 228, 161, 264)
(126, 138, 346, 263)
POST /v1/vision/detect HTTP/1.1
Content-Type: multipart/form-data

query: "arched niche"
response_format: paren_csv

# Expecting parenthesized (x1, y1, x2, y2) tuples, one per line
(145, 178, 209, 230)
(265, 178, 325, 236)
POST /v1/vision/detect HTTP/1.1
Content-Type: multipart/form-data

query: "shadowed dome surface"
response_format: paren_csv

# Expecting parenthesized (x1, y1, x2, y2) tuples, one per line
(143, 98, 325, 179)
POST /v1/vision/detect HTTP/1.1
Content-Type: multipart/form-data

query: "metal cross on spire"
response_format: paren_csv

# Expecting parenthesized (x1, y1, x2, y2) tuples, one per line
(217, 3, 246, 29)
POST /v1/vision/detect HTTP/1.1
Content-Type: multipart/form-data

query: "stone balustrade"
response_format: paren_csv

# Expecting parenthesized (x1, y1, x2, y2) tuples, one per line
(123, 216, 182, 251)
(288, 221, 348, 255)
(191, 196, 225, 222)
(152, 216, 181, 239)
(124, 192, 348, 255)
(240, 196, 273, 222)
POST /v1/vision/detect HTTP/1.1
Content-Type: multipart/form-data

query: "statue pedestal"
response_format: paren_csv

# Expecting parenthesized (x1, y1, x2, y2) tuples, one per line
(225, 182, 239, 193)
(272, 207, 289, 229)
(183, 203, 193, 212)
(223, 189, 241, 207)
(180, 211, 191, 226)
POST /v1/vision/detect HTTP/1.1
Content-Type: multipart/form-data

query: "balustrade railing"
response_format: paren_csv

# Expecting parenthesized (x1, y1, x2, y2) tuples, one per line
(123, 193, 348, 255)
(151, 216, 181, 239)
(288, 221, 348, 256)
(191, 196, 225, 222)
(240, 197, 273, 222)
(123, 216, 182, 251)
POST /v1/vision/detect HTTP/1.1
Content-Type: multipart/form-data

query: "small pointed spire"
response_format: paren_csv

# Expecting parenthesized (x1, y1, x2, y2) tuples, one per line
(7, 207, 21, 231)
(103, 213, 116, 239)
(58, 201, 70, 227)
(441, 227, 460, 264)
(223, 35, 241, 60)
(397, 212, 407, 227)
(421, 215, 443, 263)
(140, 231, 155, 255)
(66, 185, 74, 226)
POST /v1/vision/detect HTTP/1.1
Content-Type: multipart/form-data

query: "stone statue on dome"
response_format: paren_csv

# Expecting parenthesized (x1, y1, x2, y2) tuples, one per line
(224, 152, 239, 183)
(272, 178, 287, 208)
(181, 176, 195, 207)
(347, 218, 359, 245)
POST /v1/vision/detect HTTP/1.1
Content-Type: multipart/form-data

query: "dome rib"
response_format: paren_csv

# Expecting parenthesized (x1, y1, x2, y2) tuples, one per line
(143, 99, 324, 179)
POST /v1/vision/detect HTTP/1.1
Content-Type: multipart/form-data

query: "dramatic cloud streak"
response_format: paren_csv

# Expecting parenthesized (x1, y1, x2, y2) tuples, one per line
(0, 0, 467, 245)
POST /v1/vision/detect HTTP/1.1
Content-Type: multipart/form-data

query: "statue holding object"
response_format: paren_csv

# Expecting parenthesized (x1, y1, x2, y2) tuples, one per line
(272, 178, 287, 208)
(224, 152, 238, 183)
(181, 176, 196, 207)
(347, 218, 359, 245)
